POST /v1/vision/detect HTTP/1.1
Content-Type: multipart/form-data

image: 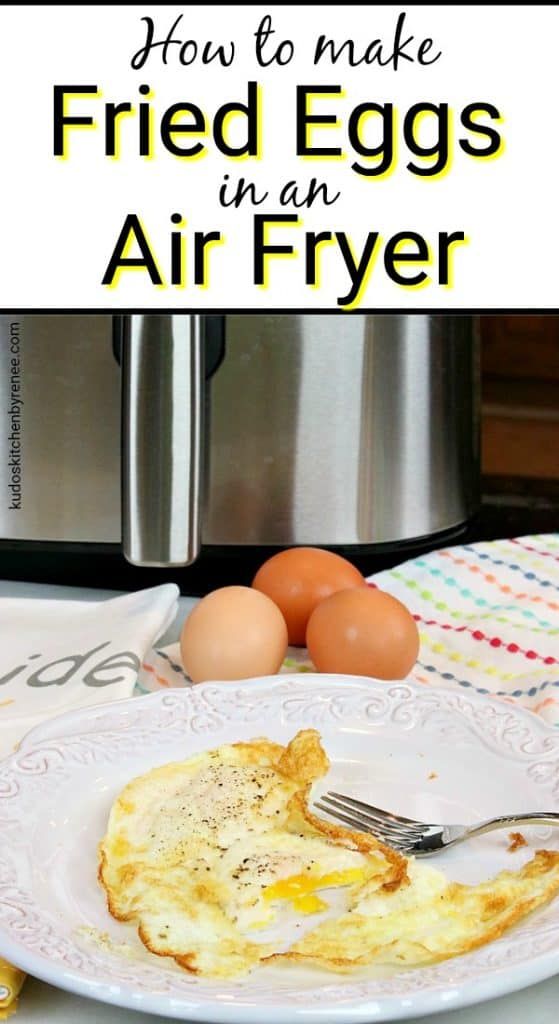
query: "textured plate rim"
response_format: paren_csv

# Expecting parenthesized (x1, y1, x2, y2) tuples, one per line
(0, 929, 558, 1024)
(11, 674, 559, 754)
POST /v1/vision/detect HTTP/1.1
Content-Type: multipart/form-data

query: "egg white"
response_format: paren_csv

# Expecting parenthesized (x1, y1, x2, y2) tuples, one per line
(99, 730, 559, 979)
(98, 730, 401, 977)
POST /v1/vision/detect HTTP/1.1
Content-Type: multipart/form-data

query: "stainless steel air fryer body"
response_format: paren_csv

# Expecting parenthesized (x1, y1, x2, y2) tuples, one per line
(0, 314, 479, 566)
(205, 315, 479, 546)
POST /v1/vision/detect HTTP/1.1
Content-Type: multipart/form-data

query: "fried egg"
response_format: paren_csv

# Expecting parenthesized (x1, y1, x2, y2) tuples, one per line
(98, 730, 405, 978)
(98, 730, 559, 979)
(285, 850, 559, 969)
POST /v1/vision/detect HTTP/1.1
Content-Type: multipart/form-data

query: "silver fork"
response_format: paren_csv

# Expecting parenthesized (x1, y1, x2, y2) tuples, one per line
(314, 792, 559, 856)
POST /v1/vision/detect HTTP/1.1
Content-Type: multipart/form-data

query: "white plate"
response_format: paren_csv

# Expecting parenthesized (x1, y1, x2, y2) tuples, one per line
(1, 676, 559, 1023)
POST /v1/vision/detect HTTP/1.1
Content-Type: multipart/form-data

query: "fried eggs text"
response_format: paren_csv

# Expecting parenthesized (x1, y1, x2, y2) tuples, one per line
(98, 730, 559, 978)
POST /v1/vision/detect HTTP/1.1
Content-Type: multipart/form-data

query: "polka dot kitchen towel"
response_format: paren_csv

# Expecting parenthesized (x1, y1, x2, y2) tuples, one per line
(138, 535, 559, 726)
(372, 533, 559, 724)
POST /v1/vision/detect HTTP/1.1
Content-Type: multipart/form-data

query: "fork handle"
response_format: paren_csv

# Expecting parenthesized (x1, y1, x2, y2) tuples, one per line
(460, 812, 559, 843)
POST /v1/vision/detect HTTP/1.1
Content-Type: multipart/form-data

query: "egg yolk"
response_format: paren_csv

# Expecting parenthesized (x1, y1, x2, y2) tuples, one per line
(263, 868, 365, 914)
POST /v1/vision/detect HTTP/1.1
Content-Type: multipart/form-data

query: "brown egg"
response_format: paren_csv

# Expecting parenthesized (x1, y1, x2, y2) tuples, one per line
(252, 547, 366, 646)
(180, 586, 288, 683)
(306, 586, 419, 680)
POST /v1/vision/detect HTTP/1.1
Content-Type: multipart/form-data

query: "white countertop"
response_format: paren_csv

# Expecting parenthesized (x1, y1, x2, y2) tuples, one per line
(1, 581, 558, 1024)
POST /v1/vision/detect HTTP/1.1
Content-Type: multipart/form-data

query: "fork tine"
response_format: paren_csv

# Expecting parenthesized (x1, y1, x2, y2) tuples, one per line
(314, 801, 394, 839)
(320, 795, 428, 837)
(315, 799, 418, 843)
(314, 802, 412, 851)
(327, 791, 427, 827)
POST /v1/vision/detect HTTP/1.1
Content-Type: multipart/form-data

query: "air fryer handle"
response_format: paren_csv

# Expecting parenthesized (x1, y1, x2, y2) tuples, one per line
(121, 315, 203, 566)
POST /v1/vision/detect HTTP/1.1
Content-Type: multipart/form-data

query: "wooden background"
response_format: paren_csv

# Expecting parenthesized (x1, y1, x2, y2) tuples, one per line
(481, 316, 559, 481)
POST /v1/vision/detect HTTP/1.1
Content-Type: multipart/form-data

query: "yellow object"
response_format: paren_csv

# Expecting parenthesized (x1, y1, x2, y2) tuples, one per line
(0, 959, 25, 1019)
(263, 868, 366, 914)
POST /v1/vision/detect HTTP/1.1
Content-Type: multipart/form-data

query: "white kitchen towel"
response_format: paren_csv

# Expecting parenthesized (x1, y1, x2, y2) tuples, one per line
(0, 584, 179, 758)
